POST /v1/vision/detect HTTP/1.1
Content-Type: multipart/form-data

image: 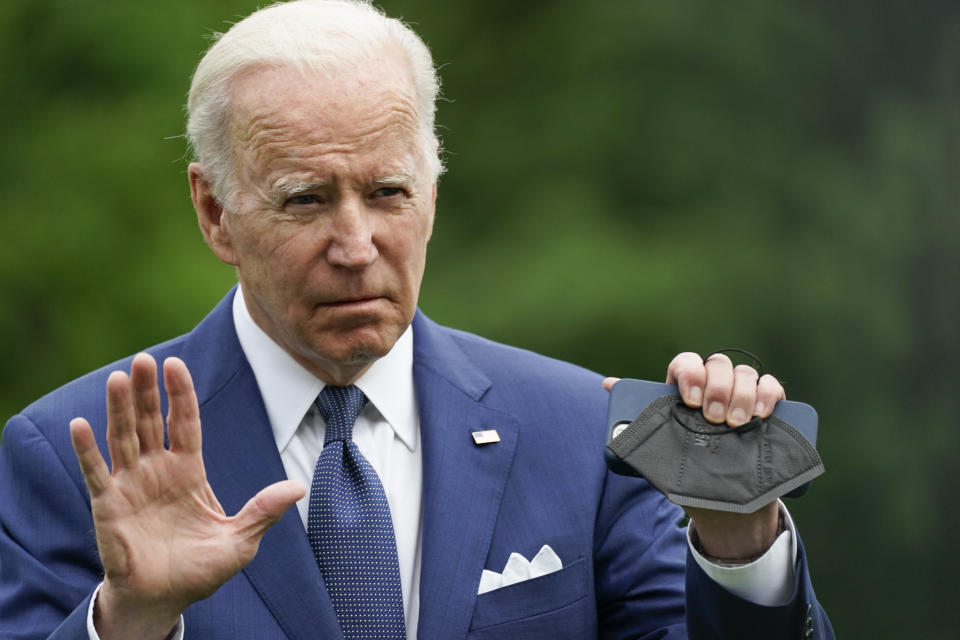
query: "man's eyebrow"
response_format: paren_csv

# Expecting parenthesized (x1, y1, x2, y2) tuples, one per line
(270, 178, 329, 198)
(372, 174, 413, 187)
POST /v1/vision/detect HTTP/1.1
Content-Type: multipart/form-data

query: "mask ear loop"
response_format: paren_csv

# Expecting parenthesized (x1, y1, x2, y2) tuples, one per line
(704, 348, 764, 379)
(669, 403, 765, 436)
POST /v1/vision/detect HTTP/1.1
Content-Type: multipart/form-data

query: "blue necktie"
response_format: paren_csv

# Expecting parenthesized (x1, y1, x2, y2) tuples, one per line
(307, 385, 406, 639)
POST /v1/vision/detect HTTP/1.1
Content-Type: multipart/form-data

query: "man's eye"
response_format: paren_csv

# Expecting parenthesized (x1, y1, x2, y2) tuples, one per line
(287, 194, 320, 206)
(373, 187, 403, 198)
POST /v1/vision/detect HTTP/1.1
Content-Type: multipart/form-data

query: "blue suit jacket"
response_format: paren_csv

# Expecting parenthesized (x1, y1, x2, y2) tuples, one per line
(0, 291, 833, 639)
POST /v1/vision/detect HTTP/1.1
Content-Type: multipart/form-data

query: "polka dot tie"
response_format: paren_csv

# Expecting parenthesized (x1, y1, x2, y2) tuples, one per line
(308, 385, 406, 639)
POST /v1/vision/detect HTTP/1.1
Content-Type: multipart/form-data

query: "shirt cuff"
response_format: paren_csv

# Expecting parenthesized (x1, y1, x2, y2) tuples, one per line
(87, 583, 185, 640)
(687, 501, 798, 607)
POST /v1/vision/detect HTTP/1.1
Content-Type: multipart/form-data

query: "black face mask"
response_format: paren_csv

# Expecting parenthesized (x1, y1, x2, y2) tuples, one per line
(605, 394, 825, 514)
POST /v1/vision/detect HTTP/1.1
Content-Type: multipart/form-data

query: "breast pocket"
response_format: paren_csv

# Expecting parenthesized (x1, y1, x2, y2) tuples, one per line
(468, 556, 592, 636)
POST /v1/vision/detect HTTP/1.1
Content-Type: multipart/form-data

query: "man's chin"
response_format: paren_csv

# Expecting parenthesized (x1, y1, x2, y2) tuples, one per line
(294, 309, 410, 378)
(308, 325, 399, 368)
(330, 345, 386, 368)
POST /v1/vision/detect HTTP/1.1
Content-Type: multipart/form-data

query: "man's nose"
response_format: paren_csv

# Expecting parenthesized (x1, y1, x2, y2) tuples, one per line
(325, 199, 378, 269)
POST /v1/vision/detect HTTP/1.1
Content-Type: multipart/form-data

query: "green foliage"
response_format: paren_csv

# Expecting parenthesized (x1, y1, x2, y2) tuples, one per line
(2, 0, 958, 636)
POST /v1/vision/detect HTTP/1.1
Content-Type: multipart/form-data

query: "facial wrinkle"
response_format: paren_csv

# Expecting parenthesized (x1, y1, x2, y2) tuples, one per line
(241, 102, 415, 165)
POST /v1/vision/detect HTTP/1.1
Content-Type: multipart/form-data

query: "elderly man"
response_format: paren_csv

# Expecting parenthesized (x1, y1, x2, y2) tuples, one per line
(0, 1, 833, 638)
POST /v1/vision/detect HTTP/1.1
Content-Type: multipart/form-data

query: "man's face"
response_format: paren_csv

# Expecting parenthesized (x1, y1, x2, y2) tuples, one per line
(196, 56, 436, 384)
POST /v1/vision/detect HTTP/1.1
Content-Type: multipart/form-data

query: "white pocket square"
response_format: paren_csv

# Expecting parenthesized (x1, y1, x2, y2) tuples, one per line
(477, 544, 563, 594)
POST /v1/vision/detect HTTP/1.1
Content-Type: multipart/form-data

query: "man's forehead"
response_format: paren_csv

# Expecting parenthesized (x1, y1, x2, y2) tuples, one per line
(222, 64, 427, 194)
(228, 59, 419, 138)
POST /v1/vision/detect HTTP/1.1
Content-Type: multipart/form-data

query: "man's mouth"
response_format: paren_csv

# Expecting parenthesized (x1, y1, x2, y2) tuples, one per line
(321, 296, 383, 307)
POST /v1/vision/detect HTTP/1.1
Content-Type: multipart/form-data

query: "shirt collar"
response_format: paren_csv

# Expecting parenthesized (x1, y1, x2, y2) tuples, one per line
(232, 286, 417, 454)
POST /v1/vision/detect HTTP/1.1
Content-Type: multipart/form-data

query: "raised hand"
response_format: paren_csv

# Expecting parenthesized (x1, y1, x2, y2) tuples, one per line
(69, 353, 305, 640)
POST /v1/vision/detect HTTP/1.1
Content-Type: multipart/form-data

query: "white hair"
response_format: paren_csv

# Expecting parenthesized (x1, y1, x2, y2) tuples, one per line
(186, 0, 443, 209)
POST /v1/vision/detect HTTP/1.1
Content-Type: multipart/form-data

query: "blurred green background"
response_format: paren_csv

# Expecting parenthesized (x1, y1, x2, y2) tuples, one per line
(2, 0, 958, 636)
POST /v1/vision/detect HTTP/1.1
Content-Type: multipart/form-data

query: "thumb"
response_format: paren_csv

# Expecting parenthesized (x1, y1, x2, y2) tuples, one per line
(602, 377, 621, 392)
(233, 480, 305, 543)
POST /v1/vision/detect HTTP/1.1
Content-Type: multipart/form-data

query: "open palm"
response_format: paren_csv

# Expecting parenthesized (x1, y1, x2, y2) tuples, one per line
(69, 353, 304, 639)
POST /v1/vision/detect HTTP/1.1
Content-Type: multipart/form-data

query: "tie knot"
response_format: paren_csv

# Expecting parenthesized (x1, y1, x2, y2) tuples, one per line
(316, 385, 367, 444)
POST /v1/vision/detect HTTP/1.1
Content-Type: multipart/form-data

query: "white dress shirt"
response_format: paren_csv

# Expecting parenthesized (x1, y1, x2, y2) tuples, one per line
(88, 285, 795, 638)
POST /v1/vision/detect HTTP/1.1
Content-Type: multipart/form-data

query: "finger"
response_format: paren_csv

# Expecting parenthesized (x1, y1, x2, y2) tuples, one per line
(70, 418, 111, 497)
(601, 377, 620, 392)
(702, 353, 734, 424)
(164, 357, 202, 454)
(666, 352, 705, 408)
(105, 370, 140, 471)
(130, 353, 165, 453)
(233, 480, 305, 543)
(727, 364, 760, 427)
(755, 374, 786, 417)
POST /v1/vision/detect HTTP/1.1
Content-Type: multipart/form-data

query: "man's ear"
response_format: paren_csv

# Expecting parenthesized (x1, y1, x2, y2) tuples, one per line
(189, 163, 237, 265)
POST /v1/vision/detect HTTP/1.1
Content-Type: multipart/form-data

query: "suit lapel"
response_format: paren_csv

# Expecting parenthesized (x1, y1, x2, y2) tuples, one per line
(180, 291, 343, 640)
(412, 313, 520, 640)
